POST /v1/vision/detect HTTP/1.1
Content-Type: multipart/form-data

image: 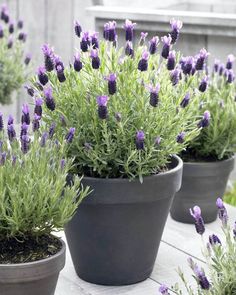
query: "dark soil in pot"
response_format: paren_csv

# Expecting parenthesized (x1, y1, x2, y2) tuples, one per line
(0, 236, 66, 295)
(65, 155, 183, 286)
(170, 155, 235, 224)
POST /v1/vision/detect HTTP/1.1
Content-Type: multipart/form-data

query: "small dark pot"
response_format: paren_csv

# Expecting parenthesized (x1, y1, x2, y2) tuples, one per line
(170, 156, 235, 224)
(65, 155, 183, 285)
(0, 239, 66, 295)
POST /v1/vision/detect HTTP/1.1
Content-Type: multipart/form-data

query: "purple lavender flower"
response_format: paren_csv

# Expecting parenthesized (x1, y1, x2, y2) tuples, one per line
(115, 112, 122, 122)
(1, 4, 9, 23)
(20, 122, 29, 139)
(49, 122, 56, 138)
(21, 104, 30, 125)
(103, 21, 117, 42)
(60, 115, 67, 127)
(32, 114, 40, 132)
(139, 32, 148, 45)
(155, 136, 161, 146)
(199, 76, 208, 92)
(209, 234, 221, 246)
(226, 69, 235, 83)
(74, 53, 83, 72)
(149, 36, 159, 55)
(18, 32, 27, 42)
(0, 152, 6, 166)
(90, 49, 100, 69)
(190, 206, 205, 235)
(91, 31, 99, 49)
(24, 85, 34, 97)
(170, 19, 182, 44)
(42, 44, 54, 72)
(125, 41, 134, 57)
(138, 51, 149, 72)
(105, 73, 117, 95)
(40, 132, 48, 147)
(7, 124, 16, 141)
(17, 19, 23, 29)
(0, 24, 3, 38)
(136, 130, 145, 150)
(0, 112, 3, 131)
(8, 115, 14, 125)
(167, 50, 176, 70)
(176, 131, 185, 144)
(37, 66, 49, 86)
(56, 64, 66, 83)
(97, 95, 108, 119)
(80, 32, 91, 52)
(194, 266, 210, 290)
(161, 35, 172, 59)
(74, 21, 82, 37)
(9, 20, 14, 34)
(198, 111, 210, 128)
(216, 198, 228, 226)
(191, 65, 196, 76)
(65, 127, 75, 143)
(226, 54, 235, 70)
(123, 19, 136, 41)
(195, 48, 209, 71)
(170, 68, 181, 86)
(180, 92, 190, 108)
(214, 59, 220, 73)
(34, 97, 43, 116)
(182, 56, 194, 75)
(159, 284, 170, 295)
(24, 53, 32, 65)
(44, 86, 56, 111)
(60, 159, 66, 170)
(7, 36, 13, 49)
(21, 135, 30, 154)
(219, 63, 224, 76)
(148, 83, 160, 107)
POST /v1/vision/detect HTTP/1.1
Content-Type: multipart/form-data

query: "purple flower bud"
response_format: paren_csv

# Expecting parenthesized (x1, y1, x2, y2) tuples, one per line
(97, 95, 108, 119)
(80, 32, 91, 52)
(7, 124, 16, 141)
(24, 53, 32, 65)
(167, 50, 176, 70)
(17, 19, 23, 29)
(139, 32, 148, 45)
(226, 69, 235, 83)
(123, 19, 136, 41)
(219, 63, 224, 76)
(34, 97, 43, 116)
(209, 234, 221, 246)
(136, 130, 145, 150)
(106, 73, 117, 95)
(37, 66, 48, 86)
(170, 19, 182, 44)
(148, 83, 160, 107)
(21, 104, 30, 125)
(195, 48, 209, 71)
(194, 266, 210, 290)
(125, 41, 134, 57)
(198, 111, 210, 128)
(49, 122, 56, 138)
(199, 76, 208, 92)
(149, 36, 159, 55)
(226, 54, 235, 70)
(161, 35, 172, 59)
(40, 132, 48, 147)
(1, 4, 9, 23)
(176, 131, 185, 144)
(32, 114, 40, 132)
(214, 59, 220, 73)
(9, 20, 14, 34)
(0, 152, 6, 166)
(190, 206, 205, 235)
(180, 92, 190, 108)
(90, 49, 100, 69)
(170, 68, 181, 86)
(115, 112, 122, 122)
(91, 31, 99, 49)
(24, 85, 34, 97)
(0, 24, 3, 38)
(66, 127, 75, 143)
(12, 155, 17, 166)
(21, 135, 30, 154)
(42, 44, 54, 72)
(155, 136, 161, 146)
(103, 21, 117, 42)
(7, 36, 13, 49)
(182, 56, 194, 75)
(60, 115, 67, 127)
(187, 257, 196, 270)
(56, 65, 66, 83)
(159, 284, 170, 295)
(0, 112, 3, 131)
(60, 159, 66, 170)
(8, 115, 14, 125)
(74, 53, 83, 72)
(44, 86, 55, 111)
(18, 32, 27, 42)
(216, 197, 228, 226)
(138, 51, 149, 72)
(74, 21, 82, 37)
(20, 122, 29, 139)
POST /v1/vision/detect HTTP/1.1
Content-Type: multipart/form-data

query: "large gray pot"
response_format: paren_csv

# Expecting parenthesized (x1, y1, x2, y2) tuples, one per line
(170, 156, 235, 224)
(65, 155, 183, 285)
(0, 239, 66, 295)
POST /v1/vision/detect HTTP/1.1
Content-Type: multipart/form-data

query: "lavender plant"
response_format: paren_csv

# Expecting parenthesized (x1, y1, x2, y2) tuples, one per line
(0, 109, 89, 242)
(30, 19, 209, 180)
(159, 199, 236, 295)
(0, 4, 30, 105)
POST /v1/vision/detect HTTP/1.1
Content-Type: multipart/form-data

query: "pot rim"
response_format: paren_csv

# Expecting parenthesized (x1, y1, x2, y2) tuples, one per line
(0, 237, 65, 269)
(82, 154, 183, 183)
(182, 154, 235, 166)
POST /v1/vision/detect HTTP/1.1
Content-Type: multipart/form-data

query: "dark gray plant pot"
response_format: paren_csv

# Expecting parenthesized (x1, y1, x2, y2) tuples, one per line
(0, 239, 66, 295)
(65, 155, 183, 285)
(170, 156, 235, 224)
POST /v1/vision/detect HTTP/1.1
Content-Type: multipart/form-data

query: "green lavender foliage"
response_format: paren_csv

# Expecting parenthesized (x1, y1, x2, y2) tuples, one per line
(0, 131, 89, 241)
(188, 71, 236, 160)
(32, 35, 207, 180)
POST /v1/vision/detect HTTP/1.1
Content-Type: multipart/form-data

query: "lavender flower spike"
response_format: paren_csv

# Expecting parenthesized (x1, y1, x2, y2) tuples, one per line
(170, 19, 182, 44)
(37, 66, 49, 86)
(8, 115, 14, 125)
(123, 19, 136, 41)
(49, 122, 56, 138)
(24, 53, 32, 65)
(138, 51, 149, 72)
(91, 31, 99, 49)
(66, 127, 76, 143)
(190, 206, 205, 235)
(97, 95, 109, 119)
(125, 41, 134, 57)
(44, 86, 56, 111)
(74, 21, 82, 38)
(21, 103, 30, 125)
(214, 59, 220, 73)
(0, 24, 3, 38)
(149, 83, 160, 107)
(20, 122, 29, 139)
(32, 114, 40, 132)
(106, 73, 117, 95)
(182, 56, 194, 75)
(216, 197, 228, 226)
(80, 31, 91, 52)
(18, 32, 27, 42)
(0, 152, 6, 166)
(180, 92, 190, 108)
(226, 69, 235, 83)
(139, 32, 148, 45)
(0, 112, 3, 131)
(161, 35, 172, 59)
(17, 19, 23, 29)
(219, 63, 225, 76)
(159, 284, 170, 295)
(170, 68, 181, 86)
(176, 131, 185, 144)
(74, 53, 83, 72)
(42, 44, 54, 72)
(198, 110, 210, 128)
(7, 124, 16, 142)
(90, 49, 100, 69)
(195, 48, 209, 71)
(167, 50, 176, 70)
(7, 36, 13, 49)
(21, 135, 30, 154)
(199, 76, 208, 93)
(34, 97, 43, 116)
(194, 266, 210, 290)
(226, 54, 235, 70)
(136, 130, 145, 150)
(103, 21, 117, 42)
(9, 20, 14, 34)
(40, 132, 48, 147)
(149, 36, 159, 55)
(209, 234, 221, 246)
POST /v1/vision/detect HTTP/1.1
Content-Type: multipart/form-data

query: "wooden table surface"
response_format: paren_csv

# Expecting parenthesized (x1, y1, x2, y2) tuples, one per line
(56, 204, 236, 295)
